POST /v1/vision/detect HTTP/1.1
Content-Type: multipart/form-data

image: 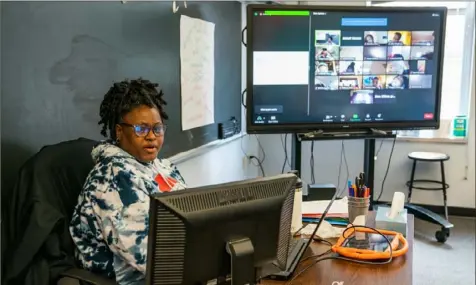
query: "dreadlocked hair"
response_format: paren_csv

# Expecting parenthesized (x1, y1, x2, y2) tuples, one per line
(98, 78, 168, 140)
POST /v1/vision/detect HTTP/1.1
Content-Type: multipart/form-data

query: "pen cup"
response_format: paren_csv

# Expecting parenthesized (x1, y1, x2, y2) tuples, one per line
(347, 196, 370, 225)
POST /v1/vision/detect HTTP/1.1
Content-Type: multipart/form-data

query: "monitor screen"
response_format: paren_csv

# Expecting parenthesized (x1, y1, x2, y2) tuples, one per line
(246, 5, 447, 133)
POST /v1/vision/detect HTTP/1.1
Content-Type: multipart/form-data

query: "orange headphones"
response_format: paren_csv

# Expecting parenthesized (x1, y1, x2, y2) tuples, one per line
(331, 226, 408, 260)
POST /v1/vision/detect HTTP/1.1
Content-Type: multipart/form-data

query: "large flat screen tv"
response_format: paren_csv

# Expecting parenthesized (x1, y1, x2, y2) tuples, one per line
(246, 5, 447, 134)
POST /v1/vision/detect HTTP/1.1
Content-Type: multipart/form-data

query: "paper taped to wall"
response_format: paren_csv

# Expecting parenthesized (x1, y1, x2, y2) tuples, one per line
(180, 15, 215, 131)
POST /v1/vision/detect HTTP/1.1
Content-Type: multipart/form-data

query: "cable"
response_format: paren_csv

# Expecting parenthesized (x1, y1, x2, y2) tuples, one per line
(241, 27, 247, 47)
(376, 137, 397, 202)
(281, 134, 291, 173)
(239, 134, 266, 177)
(254, 135, 266, 165)
(249, 155, 265, 177)
(287, 225, 393, 284)
(376, 139, 385, 157)
(310, 141, 316, 184)
(241, 89, 247, 108)
(336, 141, 350, 198)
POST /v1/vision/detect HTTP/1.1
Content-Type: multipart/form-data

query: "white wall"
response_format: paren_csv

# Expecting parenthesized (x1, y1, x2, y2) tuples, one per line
(175, 137, 259, 187)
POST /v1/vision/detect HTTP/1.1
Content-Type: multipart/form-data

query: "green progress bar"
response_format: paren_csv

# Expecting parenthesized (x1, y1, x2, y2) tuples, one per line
(264, 10, 310, 16)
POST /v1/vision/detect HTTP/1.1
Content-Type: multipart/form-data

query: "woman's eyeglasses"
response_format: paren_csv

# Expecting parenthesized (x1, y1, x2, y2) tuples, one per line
(120, 123, 167, 137)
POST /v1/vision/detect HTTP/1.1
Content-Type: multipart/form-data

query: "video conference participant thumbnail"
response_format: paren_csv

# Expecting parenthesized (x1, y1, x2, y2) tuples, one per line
(362, 61, 386, 75)
(409, 60, 426, 74)
(315, 76, 339, 90)
(363, 75, 386, 89)
(409, 74, 432, 88)
(386, 60, 409, 75)
(350, 89, 374, 104)
(315, 30, 341, 46)
(386, 75, 409, 89)
(364, 46, 387, 60)
(387, 46, 411, 60)
(411, 31, 435, 46)
(315, 61, 337, 75)
(339, 76, 362, 90)
(388, 31, 411, 46)
(340, 46, 364, 61)
(316, 46, 339, 60)
(364, 31, 388, 46)
(410, 46, 434, 60)
(339, 61, 363, 75)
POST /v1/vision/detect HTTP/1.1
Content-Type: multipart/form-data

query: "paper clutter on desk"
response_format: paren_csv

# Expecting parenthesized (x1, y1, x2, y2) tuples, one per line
(301, 220, 344, 239)
(302, 197, 348, 218)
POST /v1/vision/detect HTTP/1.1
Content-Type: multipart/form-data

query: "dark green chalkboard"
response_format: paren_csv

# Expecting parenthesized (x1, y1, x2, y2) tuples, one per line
(1, 1, 242, 192)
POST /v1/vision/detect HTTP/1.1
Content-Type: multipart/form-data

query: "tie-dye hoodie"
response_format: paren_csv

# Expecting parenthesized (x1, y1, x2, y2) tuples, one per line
(69, 142, 187, 285)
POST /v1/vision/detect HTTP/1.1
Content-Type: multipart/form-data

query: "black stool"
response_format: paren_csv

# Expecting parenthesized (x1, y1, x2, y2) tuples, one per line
(405, 151, 453, 243)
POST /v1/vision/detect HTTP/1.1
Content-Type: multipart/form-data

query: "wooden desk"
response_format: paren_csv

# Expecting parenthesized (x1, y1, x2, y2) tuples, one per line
(262, 212, 414, 285)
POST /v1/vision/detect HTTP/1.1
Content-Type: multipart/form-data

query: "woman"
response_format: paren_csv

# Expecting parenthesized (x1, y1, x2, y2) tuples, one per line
(364, 34, 375, 44)
(69, 78, 187, 285)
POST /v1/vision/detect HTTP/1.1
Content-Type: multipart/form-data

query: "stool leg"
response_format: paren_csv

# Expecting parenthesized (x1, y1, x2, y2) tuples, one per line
(408, 160, 417, 203)
(440, 161, 449, 221)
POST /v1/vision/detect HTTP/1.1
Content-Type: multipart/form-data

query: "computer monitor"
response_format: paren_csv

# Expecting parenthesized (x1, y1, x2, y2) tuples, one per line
(146, 173, 297, 285)
(246, 5, 447, 133)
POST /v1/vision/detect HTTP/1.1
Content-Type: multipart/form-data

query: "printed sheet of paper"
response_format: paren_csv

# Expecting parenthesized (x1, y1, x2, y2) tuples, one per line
(180, 15, 215, 131)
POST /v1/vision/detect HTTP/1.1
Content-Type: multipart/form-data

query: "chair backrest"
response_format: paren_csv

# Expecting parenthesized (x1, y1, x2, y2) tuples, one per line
(32, 138, 98, 255)
(2, 138, 98, 285)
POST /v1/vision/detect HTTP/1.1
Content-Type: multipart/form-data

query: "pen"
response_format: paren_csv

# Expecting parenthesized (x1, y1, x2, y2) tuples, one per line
(348, 180, 354, 197)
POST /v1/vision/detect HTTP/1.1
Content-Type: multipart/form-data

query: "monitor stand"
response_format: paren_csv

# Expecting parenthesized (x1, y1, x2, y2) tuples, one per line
(224, 238, 256, 285)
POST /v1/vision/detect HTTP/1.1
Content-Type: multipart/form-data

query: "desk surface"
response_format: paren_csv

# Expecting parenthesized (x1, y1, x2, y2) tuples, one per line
(262, 212, 414, 285)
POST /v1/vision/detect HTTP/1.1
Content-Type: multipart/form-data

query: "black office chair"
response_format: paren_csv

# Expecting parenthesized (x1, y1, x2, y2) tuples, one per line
(404, 151, 454, 243)
(2, 138, 115, 285)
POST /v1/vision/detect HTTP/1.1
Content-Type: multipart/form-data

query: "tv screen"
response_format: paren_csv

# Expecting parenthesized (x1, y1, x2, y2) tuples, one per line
(246, 5, 447, 133)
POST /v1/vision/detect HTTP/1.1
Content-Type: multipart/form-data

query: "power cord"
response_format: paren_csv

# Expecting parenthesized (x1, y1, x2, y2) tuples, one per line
(241, 27, 247, 47)
(281, 134, 291, 173)
(287, 225, 393, 284)
(376, 137, 397, 202)
(248, 155, 265, 177)
(239, 134, 266, 177)
(241, 89, 247, 108)
(336, 141, 350, 198)
(310, 141, 316, 184)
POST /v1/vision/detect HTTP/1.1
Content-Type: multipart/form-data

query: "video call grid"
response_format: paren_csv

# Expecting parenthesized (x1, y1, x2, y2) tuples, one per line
(313, 30, 435, 91)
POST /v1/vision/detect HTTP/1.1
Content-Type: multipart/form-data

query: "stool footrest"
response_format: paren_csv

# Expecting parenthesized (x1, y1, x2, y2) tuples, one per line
(406, 179, 449, 191)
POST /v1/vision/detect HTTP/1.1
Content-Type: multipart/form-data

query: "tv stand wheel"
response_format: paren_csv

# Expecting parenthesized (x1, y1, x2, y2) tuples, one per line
(435, 228, 450, 243)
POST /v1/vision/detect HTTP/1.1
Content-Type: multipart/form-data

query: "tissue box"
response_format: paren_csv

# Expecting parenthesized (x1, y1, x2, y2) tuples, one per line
(375, 206, 408, 237)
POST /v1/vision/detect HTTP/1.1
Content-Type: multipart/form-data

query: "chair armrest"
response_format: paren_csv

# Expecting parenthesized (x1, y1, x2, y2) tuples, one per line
(60, 268, 116, 285)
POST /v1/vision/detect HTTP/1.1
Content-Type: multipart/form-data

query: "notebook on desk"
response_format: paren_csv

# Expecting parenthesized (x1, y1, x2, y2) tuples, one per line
(263, 194, 338, 281)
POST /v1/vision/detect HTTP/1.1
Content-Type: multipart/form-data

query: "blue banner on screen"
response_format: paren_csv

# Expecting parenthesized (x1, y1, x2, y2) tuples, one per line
(341, 18, 388, 26)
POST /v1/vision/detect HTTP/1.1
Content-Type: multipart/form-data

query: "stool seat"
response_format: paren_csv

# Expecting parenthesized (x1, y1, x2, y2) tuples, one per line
(408, 151, 450, 161)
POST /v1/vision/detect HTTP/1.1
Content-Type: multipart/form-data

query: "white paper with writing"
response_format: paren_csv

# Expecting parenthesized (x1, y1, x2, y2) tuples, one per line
(180, 15, 215, 131)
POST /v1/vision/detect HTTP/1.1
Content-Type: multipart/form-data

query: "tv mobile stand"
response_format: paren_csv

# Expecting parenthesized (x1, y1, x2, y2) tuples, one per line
(292, 128, 396, 210)
(291, 128, 454, 242)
